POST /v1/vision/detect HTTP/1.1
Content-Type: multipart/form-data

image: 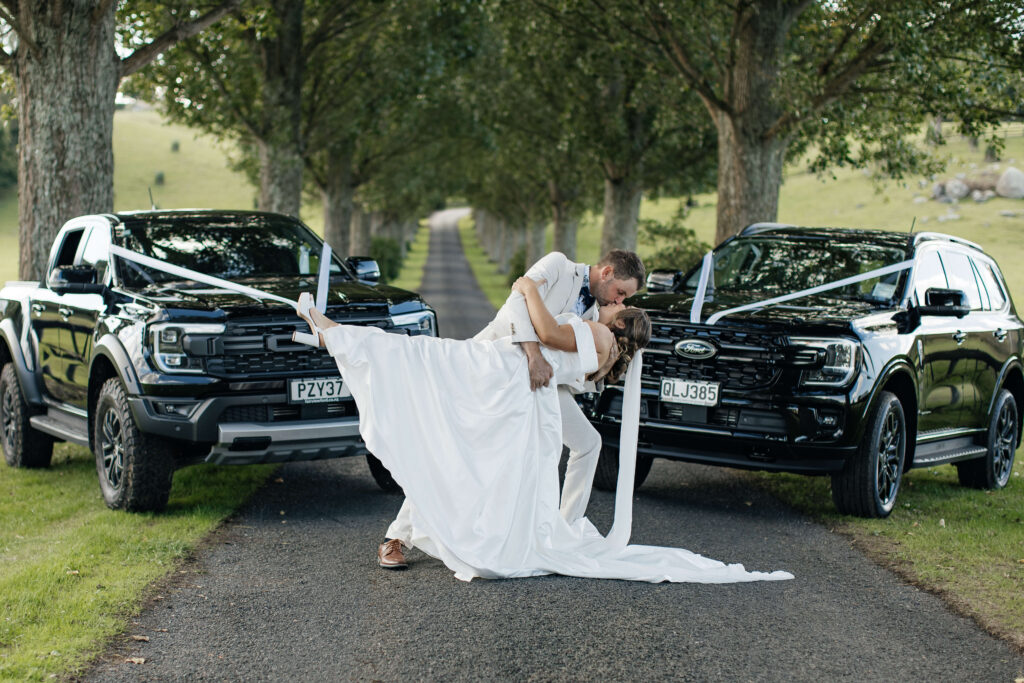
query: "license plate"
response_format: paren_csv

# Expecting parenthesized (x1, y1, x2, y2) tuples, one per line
(288, 377, 350, 404)
(660, 378, 720, 406)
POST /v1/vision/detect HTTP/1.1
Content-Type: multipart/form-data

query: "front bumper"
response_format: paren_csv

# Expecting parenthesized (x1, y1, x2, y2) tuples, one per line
(587, 386, 861, 475)
(127, 393, 366, 464)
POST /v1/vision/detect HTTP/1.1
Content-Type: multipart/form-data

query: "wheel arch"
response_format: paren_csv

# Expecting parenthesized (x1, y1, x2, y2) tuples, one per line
(873, 365, 918, 470)
(995, 361, 1024, 449)
(88, 335, 139, 451)
(0, 316, 42, 404)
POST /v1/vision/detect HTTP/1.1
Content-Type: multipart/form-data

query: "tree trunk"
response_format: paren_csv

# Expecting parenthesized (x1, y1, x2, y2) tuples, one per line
(707, 1, 793, 244)
(712, 110, 786, 245)
(600, 174, 642, 255)
(550, 181, 578, 260)
(350, 207, 373, 257)
(525, 222, 546, 271)
(321, 149, 355, 257)
(256, 0, 304, 217)
(14, 5, 118, 280)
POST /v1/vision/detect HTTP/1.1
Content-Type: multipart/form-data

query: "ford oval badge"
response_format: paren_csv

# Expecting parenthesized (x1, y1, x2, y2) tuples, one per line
(674, 339, 717, 360)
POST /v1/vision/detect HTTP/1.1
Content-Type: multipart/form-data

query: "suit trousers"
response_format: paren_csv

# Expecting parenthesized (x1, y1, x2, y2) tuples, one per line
(386, 386, 603, 542)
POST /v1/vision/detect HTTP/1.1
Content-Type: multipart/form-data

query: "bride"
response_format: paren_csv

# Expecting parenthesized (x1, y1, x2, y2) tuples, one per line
(295, 281, 792, 584)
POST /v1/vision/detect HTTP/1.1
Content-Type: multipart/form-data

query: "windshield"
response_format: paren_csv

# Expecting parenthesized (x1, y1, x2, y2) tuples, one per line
(114, 215, 350, 288)
(685, 236, 909, 304)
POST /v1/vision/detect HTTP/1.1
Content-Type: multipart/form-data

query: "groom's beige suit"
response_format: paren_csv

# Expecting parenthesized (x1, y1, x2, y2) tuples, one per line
(386, 252, 603, 544)
(472, 252, 603, 523)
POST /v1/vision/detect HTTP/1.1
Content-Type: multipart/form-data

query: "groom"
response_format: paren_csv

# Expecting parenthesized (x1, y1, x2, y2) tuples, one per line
(377, 248, 646, 569)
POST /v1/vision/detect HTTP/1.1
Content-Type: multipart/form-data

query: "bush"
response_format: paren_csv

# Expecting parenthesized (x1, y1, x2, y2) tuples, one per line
(505, 247, 526, 288)
(639, 206, 711, 274)
(171, 140, 180, 152)
(154, 171, 165, 185)
(370, 237, 401, 285)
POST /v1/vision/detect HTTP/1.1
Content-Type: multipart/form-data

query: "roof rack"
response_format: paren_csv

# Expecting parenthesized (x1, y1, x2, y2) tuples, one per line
(912, 231, 983, 252)
(739, 222, 798, 235)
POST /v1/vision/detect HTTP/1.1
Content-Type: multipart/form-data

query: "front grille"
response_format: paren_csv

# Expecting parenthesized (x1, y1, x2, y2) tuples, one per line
(643, 318, 785, 392)
(195, 314, 388, 379)
(220, 402, 350, 423)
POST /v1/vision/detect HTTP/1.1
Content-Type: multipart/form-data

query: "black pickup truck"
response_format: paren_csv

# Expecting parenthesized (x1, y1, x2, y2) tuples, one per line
(0, 210, 435, 511)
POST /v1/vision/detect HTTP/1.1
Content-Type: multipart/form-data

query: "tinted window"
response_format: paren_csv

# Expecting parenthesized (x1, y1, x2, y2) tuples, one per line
(941, 251, 982, 310)
(912, 250, 947, 304)
(975, 260, 1007, 310)
(54, 229, 85, 269)
(115, 215, 350, 288)
(79, 225, 111, 283)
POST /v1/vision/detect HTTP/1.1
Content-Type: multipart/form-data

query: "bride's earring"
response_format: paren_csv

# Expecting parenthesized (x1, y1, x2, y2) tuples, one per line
(293, 292, 323, 348)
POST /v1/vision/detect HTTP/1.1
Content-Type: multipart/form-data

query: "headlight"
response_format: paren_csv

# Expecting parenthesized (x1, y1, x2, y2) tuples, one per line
(150, 322, 225, 373)
(390, 310, 436, 337)
(791, 337, 859, 387)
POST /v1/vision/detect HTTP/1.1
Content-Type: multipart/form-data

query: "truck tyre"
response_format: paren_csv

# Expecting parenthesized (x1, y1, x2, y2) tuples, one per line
(957, 389, 1017, 490)
(93, 377, 174, 512)
(593, 445, 653, 492)
(831, 391, 906, 518)
(366, 452, 402, 493)
(1, 363, 54, 468)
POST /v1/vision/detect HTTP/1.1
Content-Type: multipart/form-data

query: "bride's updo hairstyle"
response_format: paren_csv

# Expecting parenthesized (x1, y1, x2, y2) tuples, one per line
(602, 308, 652, 384)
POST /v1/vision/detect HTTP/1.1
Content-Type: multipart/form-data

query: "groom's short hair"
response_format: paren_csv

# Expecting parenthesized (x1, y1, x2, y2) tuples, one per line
(598, 250, 645, 287)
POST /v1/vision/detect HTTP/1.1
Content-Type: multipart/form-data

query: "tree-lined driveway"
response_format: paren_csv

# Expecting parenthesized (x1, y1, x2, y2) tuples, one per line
(87, 210, 1024, 681)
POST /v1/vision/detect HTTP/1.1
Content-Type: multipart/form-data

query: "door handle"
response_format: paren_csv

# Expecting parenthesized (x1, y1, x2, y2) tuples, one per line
(953, 331, 967, 345)
(994, 328, 1008, 342)
(30, 303, 44, 315)
(58, 307, 73, 319)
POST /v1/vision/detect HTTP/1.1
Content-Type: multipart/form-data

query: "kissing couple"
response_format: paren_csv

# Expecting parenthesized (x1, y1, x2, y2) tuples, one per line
(296, 248, 792, 583)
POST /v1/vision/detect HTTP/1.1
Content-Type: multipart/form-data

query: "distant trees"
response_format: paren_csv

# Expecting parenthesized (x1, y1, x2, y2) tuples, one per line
(0, 0, 237, 279)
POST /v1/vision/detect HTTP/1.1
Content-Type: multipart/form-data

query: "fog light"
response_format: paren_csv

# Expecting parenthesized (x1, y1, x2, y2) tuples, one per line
(155, 401, 198, 418)
(817, 412, 839, 427)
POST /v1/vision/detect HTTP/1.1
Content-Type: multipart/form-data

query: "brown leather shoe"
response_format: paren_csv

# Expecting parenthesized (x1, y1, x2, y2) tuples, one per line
(377, 539, 408, 569)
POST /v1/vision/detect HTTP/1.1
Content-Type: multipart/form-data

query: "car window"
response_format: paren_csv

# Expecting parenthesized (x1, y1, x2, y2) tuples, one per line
(79, 224, 112, 283)
(941, 250, 982, 310)
(975, 259, 1007, 310)
(53, 228, 85, 269)
(911, 250, 947, 304)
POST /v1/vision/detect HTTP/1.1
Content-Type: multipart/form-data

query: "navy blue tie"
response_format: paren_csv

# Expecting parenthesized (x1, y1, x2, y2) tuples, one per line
(578, 285, 596, 314)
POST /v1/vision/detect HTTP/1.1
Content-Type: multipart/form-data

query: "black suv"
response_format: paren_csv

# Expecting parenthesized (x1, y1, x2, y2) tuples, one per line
(586, 224, 1023, 517)
(0, 210, 435, 511)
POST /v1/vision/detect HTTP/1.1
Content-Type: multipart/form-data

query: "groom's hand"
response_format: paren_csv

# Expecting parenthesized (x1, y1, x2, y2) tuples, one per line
(521, 341, 553, 390)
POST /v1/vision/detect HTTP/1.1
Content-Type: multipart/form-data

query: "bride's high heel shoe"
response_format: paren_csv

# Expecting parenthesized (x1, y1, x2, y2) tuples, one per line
(293, 292, 323, 347)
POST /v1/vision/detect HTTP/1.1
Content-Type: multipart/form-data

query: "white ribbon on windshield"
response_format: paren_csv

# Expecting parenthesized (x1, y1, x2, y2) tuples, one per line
(605, 349, 642, 551)
(690, 251, 714, 324)
(704, 259, 916, 326)
(108, 244, 333, 344)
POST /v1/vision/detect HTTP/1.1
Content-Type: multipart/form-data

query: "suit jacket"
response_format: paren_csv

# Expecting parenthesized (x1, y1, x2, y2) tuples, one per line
(474, 252, 598, 343)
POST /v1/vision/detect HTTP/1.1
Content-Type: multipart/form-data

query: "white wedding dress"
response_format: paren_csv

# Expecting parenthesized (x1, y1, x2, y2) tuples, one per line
(322, 317, 793, 583)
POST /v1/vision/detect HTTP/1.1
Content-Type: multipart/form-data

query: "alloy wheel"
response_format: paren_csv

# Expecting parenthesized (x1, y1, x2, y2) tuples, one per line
(1, 382, 14, 454)
(875, 408, 902, 509)
(99, 408, 125, 490)
(993, 401, 1016, 487)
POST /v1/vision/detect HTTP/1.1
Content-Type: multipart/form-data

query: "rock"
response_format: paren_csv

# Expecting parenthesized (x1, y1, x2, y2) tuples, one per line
(937, 195, 955, 204)
(945, 178, 969, 200)
(1000, 210, 1019, 218)
(913, 196, 928, 204)
(996, 167, 1024, 199)
(932, 181, 946, 199)
(937, 213, 961, 223)
(971, 189, 995, 203)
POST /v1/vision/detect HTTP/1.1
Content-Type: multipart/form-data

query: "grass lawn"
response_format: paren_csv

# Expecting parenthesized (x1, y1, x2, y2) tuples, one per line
(462, 127, 1024, 649)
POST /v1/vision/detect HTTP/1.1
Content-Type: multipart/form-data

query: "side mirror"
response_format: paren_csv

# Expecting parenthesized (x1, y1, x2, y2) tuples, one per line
(918, 288, 969, 318)
(345, 256, 381, 284)
(646, 269, 682, 293)
(48, 265, 104, 294)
